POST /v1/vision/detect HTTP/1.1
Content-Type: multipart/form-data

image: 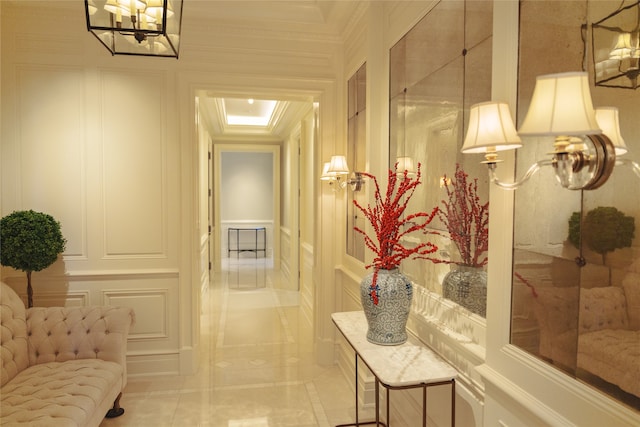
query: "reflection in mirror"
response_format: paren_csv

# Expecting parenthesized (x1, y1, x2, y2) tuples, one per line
(347, 63, 367, 261)
(511, 0, 640, 412)
(388, 0, 492, 317)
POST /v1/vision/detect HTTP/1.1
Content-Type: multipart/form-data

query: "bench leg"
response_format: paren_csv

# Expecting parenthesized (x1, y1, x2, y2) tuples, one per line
(105, 392, 125, 418)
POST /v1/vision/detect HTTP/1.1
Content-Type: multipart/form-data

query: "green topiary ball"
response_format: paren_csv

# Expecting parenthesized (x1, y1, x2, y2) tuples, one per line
(567, 206, 635, 256)
(0, 210, 66, 273)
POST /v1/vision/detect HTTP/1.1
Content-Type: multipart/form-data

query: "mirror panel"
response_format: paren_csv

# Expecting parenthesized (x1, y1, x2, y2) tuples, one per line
(347, 63, 367, 261)
(511, 0, 640, 411)
(389, 0, 492, 316)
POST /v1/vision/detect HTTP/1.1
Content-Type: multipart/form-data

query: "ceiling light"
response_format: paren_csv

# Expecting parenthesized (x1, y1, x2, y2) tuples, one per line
(84, 0, 183, 58)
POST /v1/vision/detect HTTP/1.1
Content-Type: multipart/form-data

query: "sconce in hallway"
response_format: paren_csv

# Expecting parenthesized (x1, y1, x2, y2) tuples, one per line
(85, 0, 183, 58)
(321, 155, 364, 191)
(462, 71, 639, 190)
(395, 156, 416, 177)
(592, 0, 640, 89)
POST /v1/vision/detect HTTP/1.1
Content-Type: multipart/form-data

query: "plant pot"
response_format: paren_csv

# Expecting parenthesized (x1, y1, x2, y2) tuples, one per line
(360, 268, 413, 345)
(442, 265, 487, 317)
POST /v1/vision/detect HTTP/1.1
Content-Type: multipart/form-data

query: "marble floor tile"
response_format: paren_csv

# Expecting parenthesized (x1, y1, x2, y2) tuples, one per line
(100, 258, 357, 427)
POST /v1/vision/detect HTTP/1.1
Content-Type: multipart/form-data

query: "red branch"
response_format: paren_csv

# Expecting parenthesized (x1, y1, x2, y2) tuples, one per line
(353, 163, 438, 304)
(436, 164, 489, 268)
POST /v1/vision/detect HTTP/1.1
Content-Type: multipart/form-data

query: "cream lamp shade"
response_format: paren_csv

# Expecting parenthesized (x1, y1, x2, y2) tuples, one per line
(327, 155, 350, 175)
(461, 102, 522, 154)
(518, 72, 601, 136)
(595, 107, 628, 155)
(320, 162, 335, 180)
(396, 156, 416, 174)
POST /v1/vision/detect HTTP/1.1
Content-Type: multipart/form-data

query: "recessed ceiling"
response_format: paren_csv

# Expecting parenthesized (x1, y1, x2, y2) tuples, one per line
(187, 1, 366, 142)
(222, 98, 278, 127)
(198, 94, 313, 142)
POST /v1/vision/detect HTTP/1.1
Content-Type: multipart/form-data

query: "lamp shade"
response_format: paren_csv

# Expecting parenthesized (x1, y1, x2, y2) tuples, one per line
(320, 162, 335, 180)
(461, 102, 522, 153)
(395, 156, 416, 174)
(327, 155, 350, 175)
(595, 107, 628, 155)
(518, 72, 601, 136)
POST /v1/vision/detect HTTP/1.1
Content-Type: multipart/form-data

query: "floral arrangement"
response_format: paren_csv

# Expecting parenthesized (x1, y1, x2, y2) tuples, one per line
(437, 164, 489, 268)
(354, 163, 439, 304)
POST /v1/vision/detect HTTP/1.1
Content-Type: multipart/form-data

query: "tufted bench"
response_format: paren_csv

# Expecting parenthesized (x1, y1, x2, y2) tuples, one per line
(534, 284, 640, 398)
(1, 282, 135, 426)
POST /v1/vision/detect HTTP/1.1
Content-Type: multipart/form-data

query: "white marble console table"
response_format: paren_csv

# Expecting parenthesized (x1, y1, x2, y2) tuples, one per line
(332, 311, 457, 427)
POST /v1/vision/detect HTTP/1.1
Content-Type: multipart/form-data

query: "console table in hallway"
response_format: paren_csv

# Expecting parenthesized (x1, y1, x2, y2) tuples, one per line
(227, 227, 266, 258)
(332, 311, 457, 427)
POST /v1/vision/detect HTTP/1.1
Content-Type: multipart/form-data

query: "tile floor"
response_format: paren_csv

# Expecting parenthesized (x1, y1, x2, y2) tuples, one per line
(100, 257, 361, 427)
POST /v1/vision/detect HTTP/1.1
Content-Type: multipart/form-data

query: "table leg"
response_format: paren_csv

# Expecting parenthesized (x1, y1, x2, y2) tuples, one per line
(375, 379, 380, 426)
(386, 387, 390, 426)
(451, 380, 456, 427)
(335, 352, 387, 427)
(423, 385, 427, 427)
(356, 353, 359, 425)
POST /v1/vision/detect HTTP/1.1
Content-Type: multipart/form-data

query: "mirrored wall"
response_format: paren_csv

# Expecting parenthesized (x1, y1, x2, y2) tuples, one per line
(347, 63, 367, 262)
(388, 0, 493, 317)
(510, 0, 640, 411)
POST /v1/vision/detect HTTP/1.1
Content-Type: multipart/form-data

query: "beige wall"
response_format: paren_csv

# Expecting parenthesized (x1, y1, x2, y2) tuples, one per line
(1, 0, 345, 377)
(2, 1, 638, 425)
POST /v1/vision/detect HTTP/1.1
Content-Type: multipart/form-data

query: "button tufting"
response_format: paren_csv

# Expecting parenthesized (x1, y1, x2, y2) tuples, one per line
(86, 329, 91, 334)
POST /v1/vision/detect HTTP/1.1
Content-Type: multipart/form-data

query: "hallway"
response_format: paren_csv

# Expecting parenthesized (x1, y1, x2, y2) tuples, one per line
(100, 258, 360, 427)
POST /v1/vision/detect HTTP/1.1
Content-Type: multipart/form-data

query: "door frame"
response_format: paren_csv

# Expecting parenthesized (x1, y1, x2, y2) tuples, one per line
(212, 144, 281, 271)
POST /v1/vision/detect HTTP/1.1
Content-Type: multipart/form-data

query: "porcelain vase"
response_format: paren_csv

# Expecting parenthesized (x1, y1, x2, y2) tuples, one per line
(360, 268, 413, 345)
(442, 265, 487, 317)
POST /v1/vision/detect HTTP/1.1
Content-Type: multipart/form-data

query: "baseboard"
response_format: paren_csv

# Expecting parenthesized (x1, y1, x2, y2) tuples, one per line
(126, 351, 181, 377)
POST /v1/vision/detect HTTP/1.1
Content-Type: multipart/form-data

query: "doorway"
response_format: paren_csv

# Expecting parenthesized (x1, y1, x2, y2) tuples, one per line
(213, 145, 280, 273)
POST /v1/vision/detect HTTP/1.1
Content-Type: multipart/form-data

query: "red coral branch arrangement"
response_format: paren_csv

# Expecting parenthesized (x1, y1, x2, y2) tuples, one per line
(438, 164, 489, 268)
(354, 163, 438, 304)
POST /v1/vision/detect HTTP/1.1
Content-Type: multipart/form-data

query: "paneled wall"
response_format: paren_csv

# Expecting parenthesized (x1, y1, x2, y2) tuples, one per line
(1, 53, 182, 374)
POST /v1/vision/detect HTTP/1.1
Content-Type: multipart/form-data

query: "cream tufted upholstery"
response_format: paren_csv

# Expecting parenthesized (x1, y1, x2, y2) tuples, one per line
(1, 282, 135, 426)
(534, 284, 639, 398)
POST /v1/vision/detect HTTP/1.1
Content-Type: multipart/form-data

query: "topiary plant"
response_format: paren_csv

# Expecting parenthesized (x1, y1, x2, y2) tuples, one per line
(0, 210, 66, 307)
(568, 206, 635, 266)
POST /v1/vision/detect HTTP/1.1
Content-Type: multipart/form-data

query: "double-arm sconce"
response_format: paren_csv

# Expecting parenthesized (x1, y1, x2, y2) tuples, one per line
(462, 71, 639, 190)
(592, 0, 640, 89)
(84, 0, 183, 58)
(321, 155, 364, 191)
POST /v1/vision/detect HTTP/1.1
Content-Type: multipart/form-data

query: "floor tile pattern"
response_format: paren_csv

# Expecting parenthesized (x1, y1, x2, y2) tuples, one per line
(100, 258, 360, 427)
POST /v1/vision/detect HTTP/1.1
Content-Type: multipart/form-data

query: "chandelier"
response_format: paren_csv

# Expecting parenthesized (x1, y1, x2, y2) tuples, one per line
(85, 0, 183, 58)
(592, 0, 640, 89)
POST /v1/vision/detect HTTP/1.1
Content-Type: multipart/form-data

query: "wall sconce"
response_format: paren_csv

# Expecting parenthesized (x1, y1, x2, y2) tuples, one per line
(596, 107, 640, 178)
(85, 0, 183, 58)
(395, 156, 416, 176)
(462, 72, 638, 190)
(592, 0, 640, 89)
(321, 155, 364, 191)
